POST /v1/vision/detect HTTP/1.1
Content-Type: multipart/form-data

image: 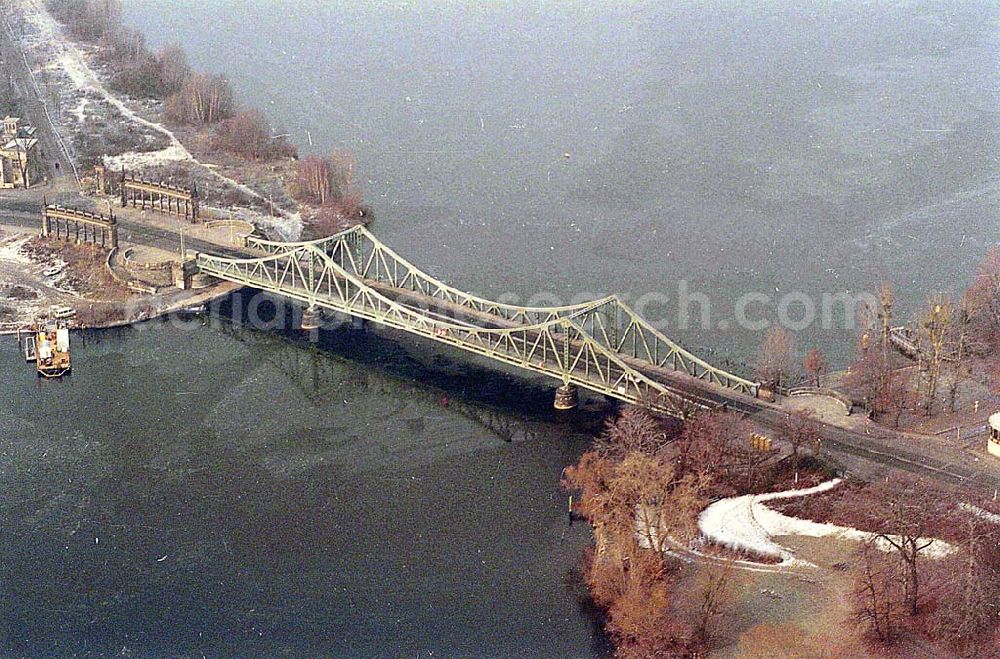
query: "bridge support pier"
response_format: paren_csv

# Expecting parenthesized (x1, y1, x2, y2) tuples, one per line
(554, 384, 578, 410)
(351, 316, 367, 330)
(301, 306, 321, 331)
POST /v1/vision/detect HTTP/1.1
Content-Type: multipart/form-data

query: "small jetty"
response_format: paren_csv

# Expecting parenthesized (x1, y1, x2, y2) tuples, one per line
(17, 325, 71, 378)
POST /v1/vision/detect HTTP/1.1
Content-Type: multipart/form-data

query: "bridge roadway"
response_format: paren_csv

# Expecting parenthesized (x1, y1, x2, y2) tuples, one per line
(195, 228, 1000, 496)
(347, 280, 1000, 494)
(3, 206, 997, 494)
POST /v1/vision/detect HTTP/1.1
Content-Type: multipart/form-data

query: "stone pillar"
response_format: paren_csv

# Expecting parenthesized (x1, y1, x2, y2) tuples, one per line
(301, 306, 321, 331)
(554, 383, 578, 410)
(95, 165, 106, 195)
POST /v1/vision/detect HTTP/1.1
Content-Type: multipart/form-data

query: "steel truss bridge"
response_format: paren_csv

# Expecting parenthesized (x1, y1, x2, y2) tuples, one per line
(196, 225, 759, 417)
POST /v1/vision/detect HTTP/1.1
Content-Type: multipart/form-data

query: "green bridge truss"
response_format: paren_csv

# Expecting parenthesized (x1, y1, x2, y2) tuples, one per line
(196, 225, 758, 417)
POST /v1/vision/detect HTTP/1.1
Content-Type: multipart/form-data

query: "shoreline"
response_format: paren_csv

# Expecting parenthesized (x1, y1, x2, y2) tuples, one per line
(0, 220, 244, 335)
(0, 280, 243, 336)
(12, 0, 307, 239)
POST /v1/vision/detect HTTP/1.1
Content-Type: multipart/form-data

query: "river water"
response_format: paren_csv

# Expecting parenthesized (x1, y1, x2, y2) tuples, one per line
(3, 1, 998, 655)
(1, 309, 610, 655)
(125, 0, 999, 365)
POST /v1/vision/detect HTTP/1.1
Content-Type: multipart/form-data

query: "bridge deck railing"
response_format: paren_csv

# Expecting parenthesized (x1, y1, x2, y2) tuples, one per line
(198, 245, 704, 416)
(212, 229, 760, 410)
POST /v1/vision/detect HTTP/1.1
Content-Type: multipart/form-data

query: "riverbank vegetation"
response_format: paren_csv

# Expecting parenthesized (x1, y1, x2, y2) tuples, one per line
(44, 0, 367, 238)
(562, 406, 831, 655)
(840, 247, 1000, 434)
(565, 405, 1000, 655)
(24, 235, 128, 299)
(752, 245, 1000, 438)
(774, 476, 1000, 652)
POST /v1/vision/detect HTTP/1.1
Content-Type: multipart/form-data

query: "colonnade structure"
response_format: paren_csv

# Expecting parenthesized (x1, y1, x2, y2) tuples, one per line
(41, 202, 118, 249)
(120, 172, 199, 221)
(196, 225, 760, 417)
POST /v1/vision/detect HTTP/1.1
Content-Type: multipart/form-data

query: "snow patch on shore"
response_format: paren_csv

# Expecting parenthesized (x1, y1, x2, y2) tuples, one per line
(0, 236, 32, 264)
(959, 503, 1000, 526)
(698, 479, 955, 566)
(20, 0, 193, 155)
(103, 145, 192, 171)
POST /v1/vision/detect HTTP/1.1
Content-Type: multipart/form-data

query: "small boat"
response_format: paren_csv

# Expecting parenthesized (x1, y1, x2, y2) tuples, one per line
(42, 265, 64, 277)
(33, 324, 71, 378)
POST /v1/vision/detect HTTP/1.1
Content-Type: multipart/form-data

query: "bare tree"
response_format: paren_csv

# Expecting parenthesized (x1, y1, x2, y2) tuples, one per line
(593, 406, 667, 460)
(211, 110, 294, 160)
(292, 152, 364, 212)
(803, 347, 826, 386)
(965, 246, 1000, 349)
(864, 477, 943, 616)
(846, 344, 892, 418)
(877, 368, 912, 429)
(293, 155, 334, 205)
(623, 454, 708, 553)
(755, 326, 796, 388)
(919, 294, 952, 416)
(931, 514, 1000, 651)
(164, 73, 234, 125)
(853, 537, 905, 643)
(876, 282, 894, 357)
(778, 410, 822, 469)
(945, 292, 976, 412)
(53, 0, 122, 41)
(692, 558, 735, 647)
(156, 45, 190, 95)
(671, 409, 761, 491)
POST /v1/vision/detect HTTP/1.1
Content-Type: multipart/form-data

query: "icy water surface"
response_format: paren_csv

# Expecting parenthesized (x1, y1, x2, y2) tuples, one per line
(0, 317, 608, 655)
(126, 0, 1000, 364)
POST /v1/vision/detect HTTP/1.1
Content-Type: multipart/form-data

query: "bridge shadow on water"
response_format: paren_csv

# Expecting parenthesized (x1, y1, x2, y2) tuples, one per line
(210, 288, 622, 440)
(37, 291, 616, 657)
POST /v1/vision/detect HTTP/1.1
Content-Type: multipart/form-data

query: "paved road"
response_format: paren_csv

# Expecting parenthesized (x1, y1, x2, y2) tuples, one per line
(654, 369, 999, 495)
(0, 206, 246, 258)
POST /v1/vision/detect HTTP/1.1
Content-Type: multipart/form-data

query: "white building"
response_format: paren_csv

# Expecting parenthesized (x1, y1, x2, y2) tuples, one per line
(0, 116, 38, 189)
(987, 412, 1000, 459)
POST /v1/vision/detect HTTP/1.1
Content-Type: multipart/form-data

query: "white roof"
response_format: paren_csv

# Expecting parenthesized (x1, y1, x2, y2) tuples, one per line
(989, 412, 1000, 430)
(2, 137, 37, 151)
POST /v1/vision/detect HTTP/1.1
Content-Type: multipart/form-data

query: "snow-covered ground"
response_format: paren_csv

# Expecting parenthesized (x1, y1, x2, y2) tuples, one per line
(13, 0, 303, 240)
(0, 235, 32, 265)
(698, 479, 956, 568)
(0, 236, 43, 326)
(959, 502, 1000, 526)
